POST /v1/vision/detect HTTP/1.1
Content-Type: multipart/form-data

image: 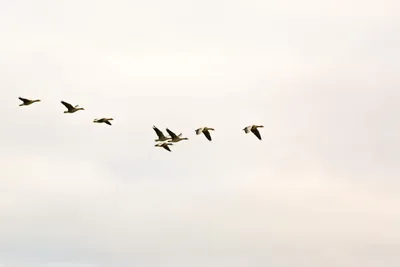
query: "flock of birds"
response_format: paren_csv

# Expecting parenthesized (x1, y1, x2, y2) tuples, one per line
(18, 97, 265, 152)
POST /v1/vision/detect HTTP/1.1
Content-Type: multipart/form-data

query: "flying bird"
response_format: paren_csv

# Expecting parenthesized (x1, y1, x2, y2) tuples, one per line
(195, 127, 215, 141)
(153, 125, 171, 142)
(18, 97, 41, 106)
(61, 101, 85, 113)
(166, 128, 188, 143)
(93, 118, 113, 125)
(155, 141, 173, 152)
(243, 125, 264, 140)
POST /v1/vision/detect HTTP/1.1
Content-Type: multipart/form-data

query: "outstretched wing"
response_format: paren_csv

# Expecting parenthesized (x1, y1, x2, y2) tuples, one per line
(203, 130, 212, 141)
(105, 120, 112, 125)
(153, 126, 166, 138)
(251, 128, 262, 140)
(163, 144, 172, 152)
(166, 128, 178, 139)
(61, 101, 74, 110)
(18, 97, 29, 103)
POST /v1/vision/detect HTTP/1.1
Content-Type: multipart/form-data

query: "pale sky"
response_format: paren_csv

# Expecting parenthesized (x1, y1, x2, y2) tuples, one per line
(0, 0, 399, 266)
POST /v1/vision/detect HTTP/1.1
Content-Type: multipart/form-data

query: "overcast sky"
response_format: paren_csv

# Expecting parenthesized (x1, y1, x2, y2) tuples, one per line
(0, 0, 399, 266)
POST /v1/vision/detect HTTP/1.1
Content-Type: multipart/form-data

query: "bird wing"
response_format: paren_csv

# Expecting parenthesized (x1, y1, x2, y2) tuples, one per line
(203, 130, 212, 141)
(163, 144, 172, 152)
(18, 97, 29, 102)
(105, 120, 112, 125)
(251, 128, 262, 140)
(153, 126, 166, 138)
(166, 128, 178, 139)
(61, 101, 74, 110)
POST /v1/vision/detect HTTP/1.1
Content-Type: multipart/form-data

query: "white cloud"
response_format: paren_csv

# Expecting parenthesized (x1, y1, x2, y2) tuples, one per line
(0, 0, 399, 266)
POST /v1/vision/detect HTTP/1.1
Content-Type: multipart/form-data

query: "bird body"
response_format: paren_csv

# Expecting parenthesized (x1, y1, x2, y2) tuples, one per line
(166, 128, 188, 142)
(93, 118, 113, 125)
(18, 97, 41, 106)
(153, 126, 171, 142)
(243, 125, 264, 140)
(195, 127, 215, 141)
(61, 101, 85, 113)
(155, 141, 173, 152)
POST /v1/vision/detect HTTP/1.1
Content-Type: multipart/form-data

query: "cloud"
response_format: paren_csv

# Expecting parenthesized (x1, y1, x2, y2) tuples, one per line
(0, 0, 399, 266)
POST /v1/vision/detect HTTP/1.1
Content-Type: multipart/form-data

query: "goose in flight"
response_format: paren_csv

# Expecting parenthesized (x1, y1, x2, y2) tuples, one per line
(243, 125, 264, 140)
(18, 97, 41, 106)
(155, 141, 173, 152)
(166, 128, 188, 143)
(153, 125, 171, 142)
(195, 127, 215, 141)
(61, 101, 85, 113)
(93, 118, 113, 125)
